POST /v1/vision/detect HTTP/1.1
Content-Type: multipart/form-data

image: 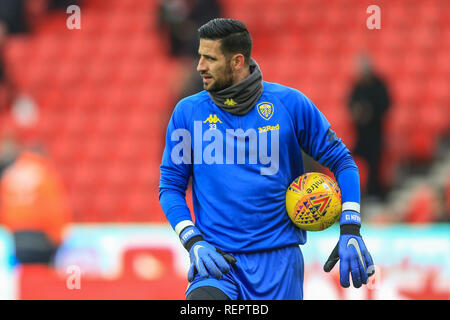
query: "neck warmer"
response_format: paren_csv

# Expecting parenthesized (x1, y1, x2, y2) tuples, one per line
(208, 58, 263, 116)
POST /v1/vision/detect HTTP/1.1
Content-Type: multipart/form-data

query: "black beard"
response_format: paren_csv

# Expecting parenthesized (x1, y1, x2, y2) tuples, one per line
(206, 75, 234, 92)
(204, 63, 234, 92)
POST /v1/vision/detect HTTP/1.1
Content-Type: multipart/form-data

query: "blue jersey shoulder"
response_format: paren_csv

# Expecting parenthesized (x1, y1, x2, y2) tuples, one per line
(263, 81, 312, 108)
(172, 90, 209, 126)
(262, 81, 318, 123)
(177, 90, 209, 109)
(263, 81, 305, 97)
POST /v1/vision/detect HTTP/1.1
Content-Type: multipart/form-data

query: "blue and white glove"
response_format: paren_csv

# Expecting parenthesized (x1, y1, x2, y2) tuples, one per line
(323, 207, 375, 288)
(179, 225, 236, 282)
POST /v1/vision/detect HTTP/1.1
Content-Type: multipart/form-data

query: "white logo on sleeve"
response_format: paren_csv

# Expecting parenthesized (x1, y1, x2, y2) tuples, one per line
(347, 238, 366, 272)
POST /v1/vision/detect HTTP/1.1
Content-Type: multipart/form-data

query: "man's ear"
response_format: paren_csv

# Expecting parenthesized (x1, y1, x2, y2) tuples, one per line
(231, 53, 246, 71)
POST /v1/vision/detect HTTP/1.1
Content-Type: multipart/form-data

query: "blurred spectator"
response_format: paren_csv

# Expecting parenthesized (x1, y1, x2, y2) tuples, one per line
(158, 0, 222, 59)
(0, 0, 59, 35)
(437, 182, 450, 223)
(10, 93, 40, 128)
(0, 0, 29, 35)
(48, 0, 80, 10)
(348, 55, 390, 200)
(0, 131, 17, 178)
(0, 21, 18, 115)
(23, 0, 49, 32)
(158, 0, 222, 98)
(0, 0, 77, 35)
(445, 176, 450, 221)
(0, 134, 72, 266)
(158, 0, 223, 152)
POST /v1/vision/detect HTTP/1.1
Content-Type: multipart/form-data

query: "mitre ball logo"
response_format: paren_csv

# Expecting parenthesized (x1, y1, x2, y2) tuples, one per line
(286, 172, 342, 231)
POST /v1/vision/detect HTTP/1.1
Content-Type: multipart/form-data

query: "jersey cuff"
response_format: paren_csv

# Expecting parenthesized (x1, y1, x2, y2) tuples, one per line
(342, 202, 360, 213)
(340, 210, 361, 226)
(174, 220, 194, 236)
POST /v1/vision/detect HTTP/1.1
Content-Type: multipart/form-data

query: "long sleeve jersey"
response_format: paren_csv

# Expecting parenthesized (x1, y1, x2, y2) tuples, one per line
(159, 81, 360, 253)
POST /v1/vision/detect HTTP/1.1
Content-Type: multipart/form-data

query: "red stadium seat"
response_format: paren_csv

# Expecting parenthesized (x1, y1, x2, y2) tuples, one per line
(408, 128, 437, 164)
(83, 134, 115, 164)
(405, 187, 437, 224)
(4, 0, 446, 223)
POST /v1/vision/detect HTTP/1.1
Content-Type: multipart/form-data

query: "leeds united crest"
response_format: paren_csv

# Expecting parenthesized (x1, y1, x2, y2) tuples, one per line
(256, 102, 274, 120)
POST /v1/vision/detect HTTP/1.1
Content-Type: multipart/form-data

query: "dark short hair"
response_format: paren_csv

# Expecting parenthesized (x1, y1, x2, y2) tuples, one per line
(198, 18, 252, 65)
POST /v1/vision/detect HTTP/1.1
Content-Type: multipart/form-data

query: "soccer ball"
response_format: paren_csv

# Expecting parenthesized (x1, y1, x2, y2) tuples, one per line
(286, 172, 342, 231)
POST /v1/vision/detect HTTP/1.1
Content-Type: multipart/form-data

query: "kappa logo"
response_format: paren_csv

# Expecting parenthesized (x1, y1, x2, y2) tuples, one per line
(203, 114, 222, 124)
(327, 129, 338, 142)
(257, 102, 274, 120)
(224, 98, 237, 106)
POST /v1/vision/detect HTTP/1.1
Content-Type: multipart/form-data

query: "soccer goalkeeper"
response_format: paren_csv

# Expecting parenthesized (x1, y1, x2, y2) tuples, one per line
(159, 18, 374, 300)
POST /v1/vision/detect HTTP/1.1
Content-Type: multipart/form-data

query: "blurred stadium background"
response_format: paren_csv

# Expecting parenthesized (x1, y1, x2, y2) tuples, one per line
(0, 0, 448, 299)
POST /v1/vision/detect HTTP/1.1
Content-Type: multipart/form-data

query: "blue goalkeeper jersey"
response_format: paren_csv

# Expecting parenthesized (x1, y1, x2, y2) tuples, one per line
(159, 81, 358, 253)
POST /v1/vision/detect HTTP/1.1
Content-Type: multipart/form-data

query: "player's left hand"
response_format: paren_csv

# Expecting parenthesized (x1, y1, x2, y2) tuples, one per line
(179, 225, 236, 282)
(187, 242, 237, 282)
(323, 211, 375, 288)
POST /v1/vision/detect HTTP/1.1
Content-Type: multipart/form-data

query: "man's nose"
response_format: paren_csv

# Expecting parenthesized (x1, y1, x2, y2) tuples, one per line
(197, 57, 207, 73)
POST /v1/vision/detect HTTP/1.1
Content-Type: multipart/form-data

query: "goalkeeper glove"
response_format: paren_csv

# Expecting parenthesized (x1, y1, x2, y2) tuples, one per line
(179, 225, 236, 282)
(323, 210, 375, 288)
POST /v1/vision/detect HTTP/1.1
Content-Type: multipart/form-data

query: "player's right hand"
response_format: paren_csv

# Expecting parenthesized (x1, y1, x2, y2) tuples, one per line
(179, 225, 236, 282)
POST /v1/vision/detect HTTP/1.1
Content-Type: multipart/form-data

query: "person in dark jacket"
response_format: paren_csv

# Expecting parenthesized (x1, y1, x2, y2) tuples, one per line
(348, 56, 390, 200)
